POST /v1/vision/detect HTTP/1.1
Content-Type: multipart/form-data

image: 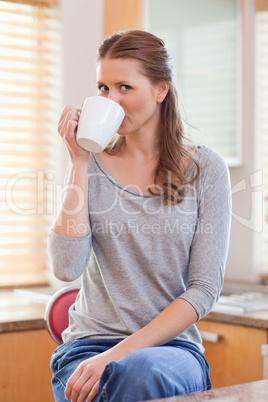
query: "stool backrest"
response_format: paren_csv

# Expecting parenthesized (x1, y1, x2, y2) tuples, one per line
(44, 287, 80, 344)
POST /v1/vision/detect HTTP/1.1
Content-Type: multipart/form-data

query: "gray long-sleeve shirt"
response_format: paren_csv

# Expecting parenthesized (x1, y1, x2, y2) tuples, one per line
(47, 145, 231, 351)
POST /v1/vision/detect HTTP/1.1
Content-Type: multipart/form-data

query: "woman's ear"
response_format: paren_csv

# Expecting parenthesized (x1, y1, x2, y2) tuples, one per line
(156, 82, 170, 103)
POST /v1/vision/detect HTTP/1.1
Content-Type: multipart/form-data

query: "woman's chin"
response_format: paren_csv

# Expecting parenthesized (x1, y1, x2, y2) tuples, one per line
(116, 129, 128, 137)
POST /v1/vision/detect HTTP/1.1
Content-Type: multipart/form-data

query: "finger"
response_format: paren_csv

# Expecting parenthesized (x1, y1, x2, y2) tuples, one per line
(66, 378, 83, 402)
(72, 375, 97, 402)
(58, 106, 80, 136)
(59, 112, 79, 144)
(77, 377, 99, 402)
(65, 366, 83, 399)
(64, 119, 78, 141)
(66, 362, 96, 402)
(65, 105, 80, 116)
(59, 105, 77, 126)
(85, 380, 99, 402)
(64, 108, 80, 127)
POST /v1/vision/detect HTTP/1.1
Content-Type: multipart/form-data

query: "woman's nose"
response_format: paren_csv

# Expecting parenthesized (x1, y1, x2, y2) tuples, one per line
(108, 91, 121, 105)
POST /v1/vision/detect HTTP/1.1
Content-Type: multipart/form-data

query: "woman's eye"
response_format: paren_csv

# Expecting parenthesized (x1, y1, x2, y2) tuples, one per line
(121, 85, 132, 91)
(98, 85, 109, 92)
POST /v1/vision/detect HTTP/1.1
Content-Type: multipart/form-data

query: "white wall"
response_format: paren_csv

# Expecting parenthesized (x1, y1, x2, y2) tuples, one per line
(60, 0, 103, 172)
(61, 0, 103, 106)
(49, 0, 103, 288)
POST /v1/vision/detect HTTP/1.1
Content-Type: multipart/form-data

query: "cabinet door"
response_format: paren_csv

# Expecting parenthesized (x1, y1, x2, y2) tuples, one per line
(0, 329, 57, 402)
(197, 320, 268, 388)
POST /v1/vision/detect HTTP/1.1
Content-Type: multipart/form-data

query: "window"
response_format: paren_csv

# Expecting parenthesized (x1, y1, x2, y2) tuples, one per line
(143, 0, 242, 165)
(0, 0, 61, 287)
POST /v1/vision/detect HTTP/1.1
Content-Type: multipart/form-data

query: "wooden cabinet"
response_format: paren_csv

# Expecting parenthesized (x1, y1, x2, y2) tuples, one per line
(197, 320, 268, 388)
(1, 318, 267, 399)
(0, 329, 57, 402)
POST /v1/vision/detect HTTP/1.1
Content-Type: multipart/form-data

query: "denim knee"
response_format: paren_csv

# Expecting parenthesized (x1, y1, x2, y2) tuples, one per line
(98, 347, 208, 402)
(50, 339, 122, 402)
(99, 351, 166, 401)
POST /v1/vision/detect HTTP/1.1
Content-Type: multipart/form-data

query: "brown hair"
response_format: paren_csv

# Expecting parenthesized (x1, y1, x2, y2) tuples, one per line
(97, 30, 199, 205)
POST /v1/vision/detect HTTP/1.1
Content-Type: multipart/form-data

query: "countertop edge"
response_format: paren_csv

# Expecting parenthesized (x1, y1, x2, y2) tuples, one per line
(204, 311, 268, 330)
(0, 318, 47, 334)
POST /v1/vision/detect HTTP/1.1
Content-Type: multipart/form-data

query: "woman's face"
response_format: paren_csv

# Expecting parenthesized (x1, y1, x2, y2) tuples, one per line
(96, 58, 168, 138)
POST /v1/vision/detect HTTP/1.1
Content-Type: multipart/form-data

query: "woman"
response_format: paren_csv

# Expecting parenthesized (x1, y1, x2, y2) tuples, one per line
(48, 30, 231, 402)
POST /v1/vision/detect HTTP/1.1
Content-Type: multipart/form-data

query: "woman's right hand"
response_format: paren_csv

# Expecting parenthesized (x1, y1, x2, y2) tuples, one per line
(57, 105, 90, 162)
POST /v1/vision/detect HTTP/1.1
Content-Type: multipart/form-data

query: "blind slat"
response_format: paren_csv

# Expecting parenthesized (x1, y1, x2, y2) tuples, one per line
(0, 242, 46, 249)
(0, 255, 47, 264)
(0, 6, 51, 16)
(0, 272, 48, 288)
(1, 153, 51, 160)
(0, 43, 52, 53)
(0, 210, 41, 215)
(0, 138, 52, 145)
(1, 0, 58, 5)
(0, 18, 50, 28)
(0, 197, 46, 203)
(0, 102, 54, 110)
(1, 218, 49, 225)
(0, 54, 53, 64)
(0, 90, 51, 98)
(0, 115, 50, 122)
(0, 162, 52, 168)
(0, 233, 47, 238)
(0, 265, 46, 274)
(0, 31, 50, 41)
(0, 128, 50, 134)
(0, 65, 52, 74)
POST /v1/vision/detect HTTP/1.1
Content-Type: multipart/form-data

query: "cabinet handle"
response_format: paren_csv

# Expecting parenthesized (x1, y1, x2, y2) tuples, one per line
(200, 330, 222, 343)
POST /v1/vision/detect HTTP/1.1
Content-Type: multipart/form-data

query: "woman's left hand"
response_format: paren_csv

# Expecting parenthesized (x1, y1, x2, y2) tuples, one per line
(64, 349, 117, 402)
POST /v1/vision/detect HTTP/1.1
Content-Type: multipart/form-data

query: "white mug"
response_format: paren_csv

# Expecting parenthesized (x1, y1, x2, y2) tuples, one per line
(76, 96, 125, 153)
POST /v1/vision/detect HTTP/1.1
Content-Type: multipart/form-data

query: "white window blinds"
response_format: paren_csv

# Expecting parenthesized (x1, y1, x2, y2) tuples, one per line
(0, 0, 61, 287)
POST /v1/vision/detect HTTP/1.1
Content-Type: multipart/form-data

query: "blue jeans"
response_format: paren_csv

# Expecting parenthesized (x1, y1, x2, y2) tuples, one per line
(50, 339, 211, 401)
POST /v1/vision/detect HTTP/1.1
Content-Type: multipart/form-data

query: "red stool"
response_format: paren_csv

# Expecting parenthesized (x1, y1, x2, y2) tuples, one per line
(44, 287, 80, 344)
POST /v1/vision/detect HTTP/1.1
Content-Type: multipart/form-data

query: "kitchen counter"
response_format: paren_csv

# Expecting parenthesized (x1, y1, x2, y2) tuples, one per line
(2, 281, 268, 333)
(204, 281, 268, 330)
(0, 287, 56, 333)
(204, 308, 268, 330)
(145, 379, 268, 401)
